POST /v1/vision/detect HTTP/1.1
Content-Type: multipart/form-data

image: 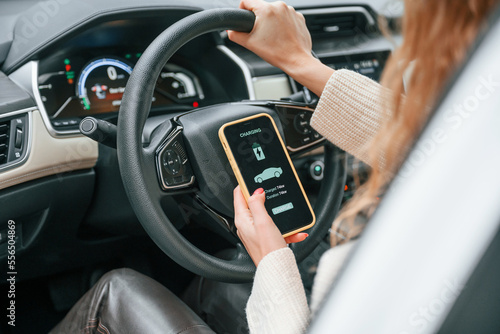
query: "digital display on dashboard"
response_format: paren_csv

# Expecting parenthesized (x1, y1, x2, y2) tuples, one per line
(37, 52, 205, 128)
(76, 58, 131, 115)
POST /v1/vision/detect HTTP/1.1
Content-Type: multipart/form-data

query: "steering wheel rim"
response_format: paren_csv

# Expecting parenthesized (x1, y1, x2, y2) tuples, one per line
(118, 9, 346, 282)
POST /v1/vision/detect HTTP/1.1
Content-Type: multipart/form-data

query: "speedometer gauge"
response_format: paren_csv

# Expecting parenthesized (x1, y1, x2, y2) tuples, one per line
(77, 58, 132, 114)
(38, 53, 205, 131)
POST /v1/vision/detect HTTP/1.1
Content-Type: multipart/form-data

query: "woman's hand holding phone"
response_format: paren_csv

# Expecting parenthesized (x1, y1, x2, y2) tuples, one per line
(234, 186, 308, 266)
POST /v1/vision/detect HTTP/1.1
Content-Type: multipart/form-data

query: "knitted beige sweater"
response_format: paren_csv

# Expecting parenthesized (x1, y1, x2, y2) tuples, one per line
(246, 69, 383, 334)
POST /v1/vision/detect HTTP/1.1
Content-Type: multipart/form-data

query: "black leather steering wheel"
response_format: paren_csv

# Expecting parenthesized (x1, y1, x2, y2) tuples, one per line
(117, 9, 346, 283)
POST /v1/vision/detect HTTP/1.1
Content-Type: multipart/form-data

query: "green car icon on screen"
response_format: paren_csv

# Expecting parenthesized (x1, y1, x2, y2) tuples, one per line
(254, 167, 283, 183)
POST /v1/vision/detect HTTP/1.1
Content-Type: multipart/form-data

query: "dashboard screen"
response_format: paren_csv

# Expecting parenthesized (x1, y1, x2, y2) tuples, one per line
(38, 52, 204, 129)
(76, 58, 131, 115)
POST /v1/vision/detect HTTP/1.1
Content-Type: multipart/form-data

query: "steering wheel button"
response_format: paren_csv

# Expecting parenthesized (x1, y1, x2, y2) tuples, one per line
(294, 111, 313, 135)
(172, 141, 188, 162)
(155, 126, 195, 190)
(164, 177, 175, 186)
(163, 150, 182, 175)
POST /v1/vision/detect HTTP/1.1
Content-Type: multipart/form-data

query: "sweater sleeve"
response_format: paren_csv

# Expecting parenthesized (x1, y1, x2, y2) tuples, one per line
(310, 69, 387, 166)
(246, 247, 309, 334)
(246, 243, 358, 333)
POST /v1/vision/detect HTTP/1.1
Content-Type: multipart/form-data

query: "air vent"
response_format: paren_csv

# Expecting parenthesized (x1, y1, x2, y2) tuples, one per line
(0, 120, 9, 165)
(0, 113, 29, 169)
(302, 7, 376, 39)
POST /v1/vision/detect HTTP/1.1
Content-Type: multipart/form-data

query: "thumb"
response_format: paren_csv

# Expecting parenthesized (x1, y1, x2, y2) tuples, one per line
(239, 0, 261, 11)
(227, 30, 250, 46)
(247, 188, 269, 221)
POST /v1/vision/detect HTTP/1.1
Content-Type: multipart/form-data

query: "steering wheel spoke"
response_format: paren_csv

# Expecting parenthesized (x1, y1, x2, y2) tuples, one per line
(190, 194, 241, 245)
(142, 119, 197, 194)
(154, 125, 196, 192)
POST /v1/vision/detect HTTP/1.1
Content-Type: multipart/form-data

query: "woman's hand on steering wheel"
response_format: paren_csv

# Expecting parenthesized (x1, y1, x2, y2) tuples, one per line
(234, 186, 308, 266)
(228, 0, 334, 96)
(228, 0, 312, 74)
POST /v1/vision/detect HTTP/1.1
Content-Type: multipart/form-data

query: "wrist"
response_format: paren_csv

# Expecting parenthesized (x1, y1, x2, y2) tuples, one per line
(257, 246, 291, 267)
(279, 51, 316, 77)
(283, 55, 335, 96)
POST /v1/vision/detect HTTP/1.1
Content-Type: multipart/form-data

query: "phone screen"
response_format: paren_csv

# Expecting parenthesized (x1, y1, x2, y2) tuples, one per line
(222, 114, 315, 235)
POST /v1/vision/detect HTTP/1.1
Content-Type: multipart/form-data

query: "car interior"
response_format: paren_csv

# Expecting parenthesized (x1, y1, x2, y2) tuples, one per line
(1, 0, 498, 333)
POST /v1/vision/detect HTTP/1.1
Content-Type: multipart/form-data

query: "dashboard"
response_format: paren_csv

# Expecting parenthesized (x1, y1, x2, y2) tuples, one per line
(0, 3, 397, 192)
(31, 12, 253, 134)
(38, 46, 390, 131)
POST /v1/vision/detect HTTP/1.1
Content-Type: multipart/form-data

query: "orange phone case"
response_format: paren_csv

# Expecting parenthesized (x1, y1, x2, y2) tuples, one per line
(218, 113, 315, 237)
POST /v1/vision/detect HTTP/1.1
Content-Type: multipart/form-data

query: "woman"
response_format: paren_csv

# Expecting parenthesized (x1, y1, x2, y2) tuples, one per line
(51, 0, 499, 333)
(230, 0, 498, 332)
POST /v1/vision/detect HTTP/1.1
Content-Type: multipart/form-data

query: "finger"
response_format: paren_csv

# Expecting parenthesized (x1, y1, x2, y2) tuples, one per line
(227, 30, 249, 46)
(239, 0, 261, 11)
(233, 186, 249, 215)
(247, 189, 270, 221)
(297, 12, 306, 23)
(285, 233, 309, 244)
(272, 1, 289, 11)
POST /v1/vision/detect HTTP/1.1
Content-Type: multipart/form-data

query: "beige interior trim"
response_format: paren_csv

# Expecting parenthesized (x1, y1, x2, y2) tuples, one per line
(0, 110, 98, 190)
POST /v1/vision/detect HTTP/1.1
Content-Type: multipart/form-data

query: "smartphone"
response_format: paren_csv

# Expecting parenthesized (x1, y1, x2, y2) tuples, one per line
(219, 113, 315, 237)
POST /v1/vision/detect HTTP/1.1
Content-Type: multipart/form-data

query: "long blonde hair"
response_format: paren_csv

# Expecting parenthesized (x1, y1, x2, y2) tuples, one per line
(331, 0, 499, 246)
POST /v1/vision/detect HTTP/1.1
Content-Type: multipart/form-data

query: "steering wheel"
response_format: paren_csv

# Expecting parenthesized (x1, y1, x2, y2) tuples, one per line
(117, 9, 346, 283)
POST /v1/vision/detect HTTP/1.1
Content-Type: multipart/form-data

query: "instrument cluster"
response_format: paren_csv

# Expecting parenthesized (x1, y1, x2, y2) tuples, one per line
(37, 51, 204, 130)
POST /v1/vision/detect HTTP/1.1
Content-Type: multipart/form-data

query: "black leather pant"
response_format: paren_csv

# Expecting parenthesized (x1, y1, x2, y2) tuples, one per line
(50, 268, 217, 334)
